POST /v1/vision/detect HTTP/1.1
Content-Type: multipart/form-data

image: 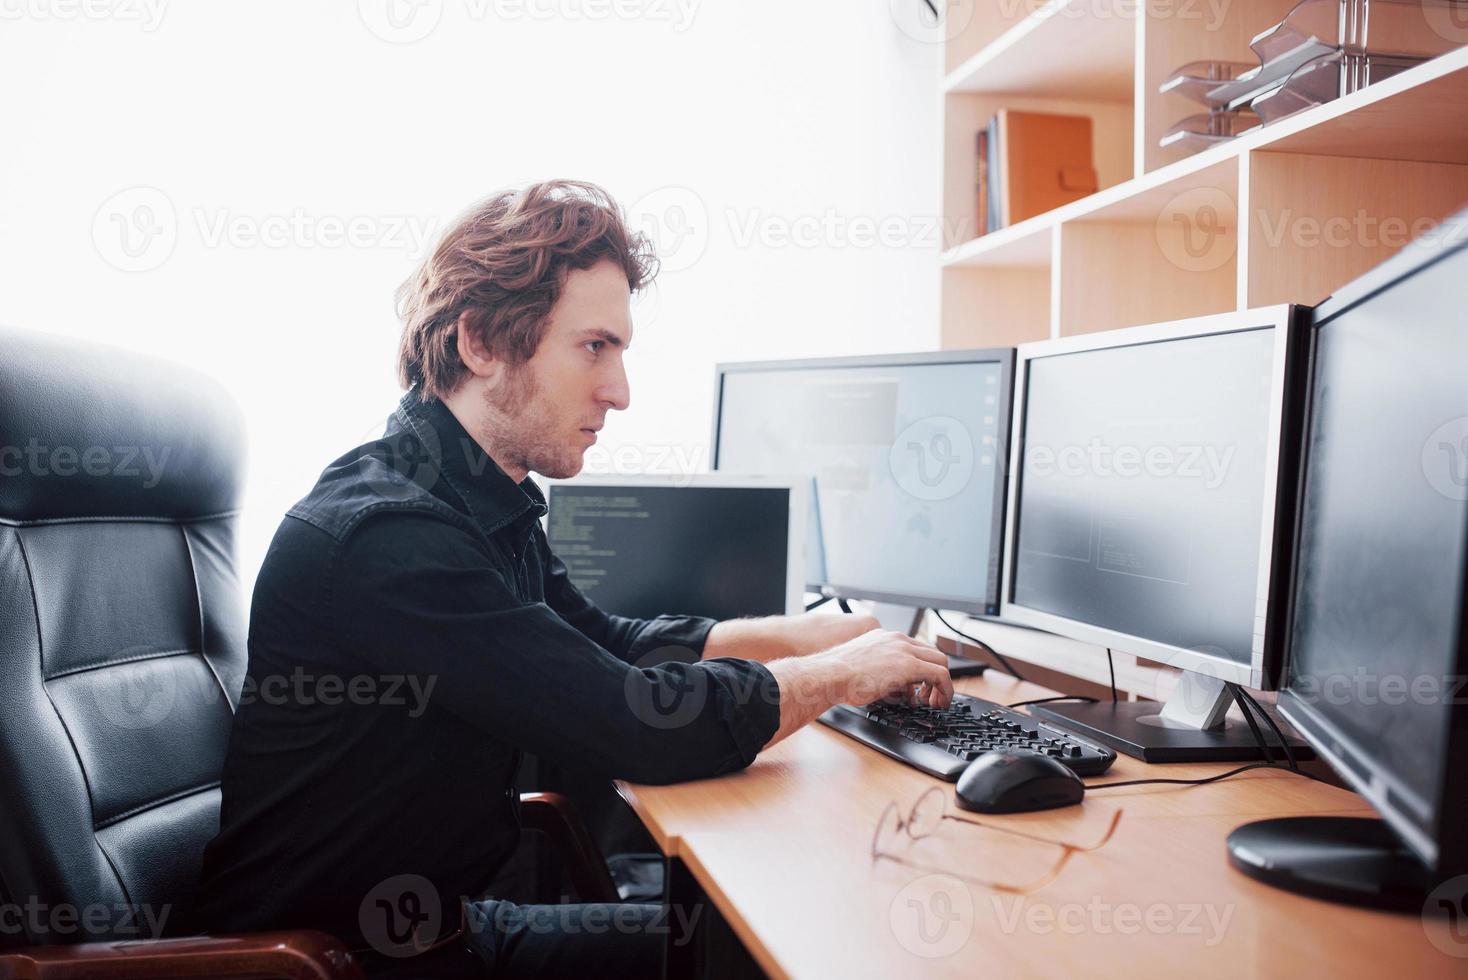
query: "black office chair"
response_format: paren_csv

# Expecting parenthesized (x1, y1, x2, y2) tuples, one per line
(0, 327, 616, 979)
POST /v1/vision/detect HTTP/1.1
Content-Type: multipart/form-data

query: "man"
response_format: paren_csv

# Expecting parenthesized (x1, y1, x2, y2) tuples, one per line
(191, 179, 951, 977)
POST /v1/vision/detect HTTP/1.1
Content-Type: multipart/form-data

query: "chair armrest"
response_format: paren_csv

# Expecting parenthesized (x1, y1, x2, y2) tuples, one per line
(518, 791, 621, 903)
(0, 930, 363, 980)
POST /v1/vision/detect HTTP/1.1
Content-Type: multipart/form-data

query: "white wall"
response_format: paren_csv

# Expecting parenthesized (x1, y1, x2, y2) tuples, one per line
(0, 0, 942, 586)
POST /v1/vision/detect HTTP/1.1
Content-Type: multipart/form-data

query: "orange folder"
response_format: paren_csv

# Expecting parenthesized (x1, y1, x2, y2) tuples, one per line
(995, 110, 1098, 226)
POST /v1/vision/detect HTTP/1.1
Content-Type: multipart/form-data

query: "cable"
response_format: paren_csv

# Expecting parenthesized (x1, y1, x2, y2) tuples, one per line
(1007, 696, 1097, 709)
(1228, 683, 1277, 766)
(1086, 761, 1296, 791)
(1235, 686, 1300, 772)
(1087, 758, 1331, 791)
(1106, 648, 1117, 703)
(933, 610, 1027, 682)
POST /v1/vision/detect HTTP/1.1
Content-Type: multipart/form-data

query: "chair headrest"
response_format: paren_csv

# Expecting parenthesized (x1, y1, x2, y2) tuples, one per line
(0, 326, 246, 522)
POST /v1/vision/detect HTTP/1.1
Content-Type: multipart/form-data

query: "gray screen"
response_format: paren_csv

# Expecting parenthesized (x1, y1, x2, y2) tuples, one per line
(716, 360, 1005, 610)
(1012, 328, 1276, 665)
(546, 484, 791, 621)
(1288, 250, 1468, 844)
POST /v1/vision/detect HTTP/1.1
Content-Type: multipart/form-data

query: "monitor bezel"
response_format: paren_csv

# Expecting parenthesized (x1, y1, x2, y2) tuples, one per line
(543, 472, 809, 617)
(1276, 211, 1468, 875)
(710, 348, 1017, 615)
(999, 305, 1307, 689)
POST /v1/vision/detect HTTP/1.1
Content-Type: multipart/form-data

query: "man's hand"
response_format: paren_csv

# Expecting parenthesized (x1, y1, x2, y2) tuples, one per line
(703, 610, 882, 664)
(760, 629, 952, 749)
(823, 629, 954, 708)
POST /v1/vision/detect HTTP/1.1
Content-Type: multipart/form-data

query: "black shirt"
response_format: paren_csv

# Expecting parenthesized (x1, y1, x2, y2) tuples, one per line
(190, 391, 782, 945)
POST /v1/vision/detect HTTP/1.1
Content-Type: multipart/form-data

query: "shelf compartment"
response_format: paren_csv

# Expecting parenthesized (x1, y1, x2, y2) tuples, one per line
(942, 93, 1134, 250)
(941, 262, 1054, 348)
(1243, 150, 1468, 307)
(944, 0, 1053, 76)
(944, 0, 1135, 101)
(1251, 0, 1465, 66)
(943, 131, 1241, 262)
(1140, 0, 1303, 173)
(1057, 157, 1240, 335)
(1248, 44, 1468, 163)
(941, 224, 1054, 348)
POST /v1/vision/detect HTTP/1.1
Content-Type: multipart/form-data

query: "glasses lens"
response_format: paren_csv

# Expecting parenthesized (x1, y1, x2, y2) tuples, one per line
(907, 787, 946, 840)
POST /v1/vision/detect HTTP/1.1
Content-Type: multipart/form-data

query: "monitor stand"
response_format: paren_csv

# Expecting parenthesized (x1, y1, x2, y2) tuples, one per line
(1032, 671, 1312, 763)
(1227, 817, 1438, 911)
(868, 602, 988, 678)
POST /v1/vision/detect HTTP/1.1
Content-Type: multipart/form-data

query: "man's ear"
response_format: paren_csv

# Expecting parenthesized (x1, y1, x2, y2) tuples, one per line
(455, 310, 505, 385)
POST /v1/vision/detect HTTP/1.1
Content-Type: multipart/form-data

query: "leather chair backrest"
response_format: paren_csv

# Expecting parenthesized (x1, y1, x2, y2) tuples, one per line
(0, 326, 248, 946)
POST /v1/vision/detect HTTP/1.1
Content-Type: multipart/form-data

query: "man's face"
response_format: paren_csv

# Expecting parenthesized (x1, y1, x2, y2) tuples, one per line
(479, 259, 633, 480)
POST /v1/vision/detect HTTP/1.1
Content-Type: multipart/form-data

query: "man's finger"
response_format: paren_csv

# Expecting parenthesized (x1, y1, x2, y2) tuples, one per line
(918, 662, 954, 707)
(897, 637, 948, 669)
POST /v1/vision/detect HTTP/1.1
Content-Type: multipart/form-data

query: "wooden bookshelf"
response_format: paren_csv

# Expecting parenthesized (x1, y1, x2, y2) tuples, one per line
(940, 7, 1468, 349)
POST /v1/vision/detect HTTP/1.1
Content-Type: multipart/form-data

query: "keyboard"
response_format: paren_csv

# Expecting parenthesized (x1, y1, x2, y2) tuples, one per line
(818, 694, 1117, 780)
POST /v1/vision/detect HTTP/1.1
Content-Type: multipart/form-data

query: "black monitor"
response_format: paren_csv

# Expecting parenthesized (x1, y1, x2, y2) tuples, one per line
(1228, 212, 1468, 908)
(1003, 306, 1311, 761)
(711, 350, 1015, 618)
(544, 475, 807, 622)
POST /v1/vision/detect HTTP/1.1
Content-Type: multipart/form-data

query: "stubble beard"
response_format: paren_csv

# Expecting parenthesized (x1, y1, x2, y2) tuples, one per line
(478, 364, 584, 481)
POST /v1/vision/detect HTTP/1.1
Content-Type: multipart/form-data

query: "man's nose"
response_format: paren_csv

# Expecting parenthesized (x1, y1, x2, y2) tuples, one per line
(599, 361, 630, 412)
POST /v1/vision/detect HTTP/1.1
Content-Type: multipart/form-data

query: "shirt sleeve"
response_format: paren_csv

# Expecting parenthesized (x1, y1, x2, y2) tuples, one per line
(536, 523, 718, 668)
(331, 511, 780, 785)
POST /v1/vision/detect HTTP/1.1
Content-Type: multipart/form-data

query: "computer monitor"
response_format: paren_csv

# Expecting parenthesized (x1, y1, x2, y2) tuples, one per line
(711, 350, 1015, 621)
(1002, 306, 1311, 761)
(543, 474, 807, 622)
(1228, 213, 1468, 907)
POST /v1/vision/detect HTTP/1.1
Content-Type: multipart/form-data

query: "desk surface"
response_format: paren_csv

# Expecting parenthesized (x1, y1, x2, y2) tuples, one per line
(616, 673, 1461, 979)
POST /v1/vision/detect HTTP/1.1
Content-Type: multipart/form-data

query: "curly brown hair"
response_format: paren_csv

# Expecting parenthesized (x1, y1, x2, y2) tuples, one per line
(396, 180, 658, 401)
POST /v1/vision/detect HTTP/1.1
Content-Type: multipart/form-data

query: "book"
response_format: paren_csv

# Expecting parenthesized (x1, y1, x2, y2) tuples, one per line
(976, 109, 1098, 234)
(995, 109, 1097, 226)
(975, 128, 988, 237)
(986, 115, 999, 233)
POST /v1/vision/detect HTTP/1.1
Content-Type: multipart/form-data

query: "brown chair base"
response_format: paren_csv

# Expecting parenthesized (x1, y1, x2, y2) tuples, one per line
(0, 930, 362, 980)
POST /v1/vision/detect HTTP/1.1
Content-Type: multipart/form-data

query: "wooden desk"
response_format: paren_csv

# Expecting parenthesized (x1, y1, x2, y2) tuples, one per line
(616, 673, 1461, 979)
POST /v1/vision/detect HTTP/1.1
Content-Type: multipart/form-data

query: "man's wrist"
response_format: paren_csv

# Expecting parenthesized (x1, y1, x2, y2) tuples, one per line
(794, 610, 878, 656)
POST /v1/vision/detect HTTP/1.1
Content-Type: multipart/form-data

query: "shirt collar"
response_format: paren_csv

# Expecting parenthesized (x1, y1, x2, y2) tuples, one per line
(389, 389, 547, 537)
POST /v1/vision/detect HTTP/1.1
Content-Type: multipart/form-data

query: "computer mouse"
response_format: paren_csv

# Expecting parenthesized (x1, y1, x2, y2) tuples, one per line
(955, 749, 1085, 814)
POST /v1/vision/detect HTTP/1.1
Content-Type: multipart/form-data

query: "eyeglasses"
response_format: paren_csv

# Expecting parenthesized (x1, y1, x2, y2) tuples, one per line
(871, 786, 1122, 894)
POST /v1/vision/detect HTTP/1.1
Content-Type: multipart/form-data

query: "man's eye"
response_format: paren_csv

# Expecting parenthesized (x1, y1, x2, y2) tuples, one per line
(584, 341, 604, 354)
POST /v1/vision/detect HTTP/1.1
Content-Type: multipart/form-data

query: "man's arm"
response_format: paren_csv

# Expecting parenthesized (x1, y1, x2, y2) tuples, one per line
(701, 610, 882, 663)
(335, 513, 772, 785)
(334, 514, 950, 779)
